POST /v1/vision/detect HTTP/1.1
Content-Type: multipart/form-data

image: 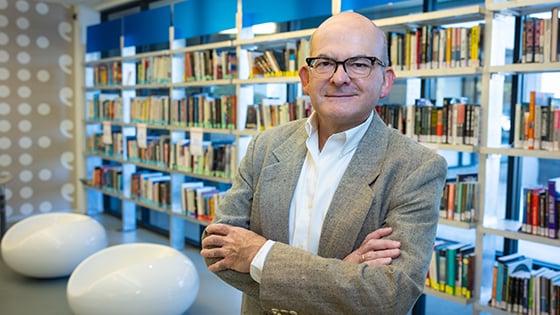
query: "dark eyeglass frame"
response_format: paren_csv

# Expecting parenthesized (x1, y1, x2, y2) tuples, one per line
(305, 56, 387, 78)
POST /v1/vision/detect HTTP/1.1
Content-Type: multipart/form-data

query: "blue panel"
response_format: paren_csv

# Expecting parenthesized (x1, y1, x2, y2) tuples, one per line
(174, 0, 236, 39)
(242, 0, 330, 27)
(86, 19, 122, 53)
(342, 0, 408, 11)
(123, 6, 171, 47)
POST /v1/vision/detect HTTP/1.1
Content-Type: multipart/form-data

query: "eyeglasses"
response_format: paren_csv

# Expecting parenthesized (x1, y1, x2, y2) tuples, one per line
(305, 56, 386, 79)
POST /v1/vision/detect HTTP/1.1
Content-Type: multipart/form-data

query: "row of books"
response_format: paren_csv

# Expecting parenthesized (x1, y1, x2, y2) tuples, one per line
(178, 182, 225, 222)
(125, 136, 236, 179)
(521, 9, 560, 64)
(93, 62, 122, 86)
(440, 174, 479, 223)
(135, 56, 171, 85)
(131, 171, 171, 208)
(425, 240, 475, 299)
(245, 96, 312, 131)
(87, 132, 123, 157)
(375, 97, 480, 145)
(171, 140, 236, 179)
(87, 94, 123, 122)
(247, 39, 310, 78)
(170, 95, 237, 129)
(490, 254, 560, 315)
(388, 24, 482, 71)
(90, 166, 122, 191)
(520, 178, 560, 239)
(130, 96, 171, 125)
(513, 91, 560, 151)
(183, 50, 237, 82)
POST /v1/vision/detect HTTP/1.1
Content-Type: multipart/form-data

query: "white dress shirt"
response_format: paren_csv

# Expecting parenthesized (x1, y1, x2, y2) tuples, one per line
(249, 111, 374, 283)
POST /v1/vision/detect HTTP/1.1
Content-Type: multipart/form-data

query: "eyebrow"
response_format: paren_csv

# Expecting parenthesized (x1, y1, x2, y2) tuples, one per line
(314, 54, 372, 59)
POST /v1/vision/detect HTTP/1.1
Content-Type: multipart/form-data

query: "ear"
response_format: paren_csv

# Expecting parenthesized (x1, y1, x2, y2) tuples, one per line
(379, 67, 395, 99)
(299, 66, 311, 95)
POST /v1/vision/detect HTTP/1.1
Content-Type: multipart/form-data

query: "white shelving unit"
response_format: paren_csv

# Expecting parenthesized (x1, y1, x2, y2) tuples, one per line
(481, 147, 560, 160)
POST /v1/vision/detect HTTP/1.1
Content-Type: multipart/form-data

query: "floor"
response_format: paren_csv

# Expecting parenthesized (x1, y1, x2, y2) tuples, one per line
(0, 213, 475, 315)
(0, 214, 242, 315)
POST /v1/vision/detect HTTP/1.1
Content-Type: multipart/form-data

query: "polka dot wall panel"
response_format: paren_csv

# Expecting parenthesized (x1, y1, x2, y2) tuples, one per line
(0, 0, 74, 221)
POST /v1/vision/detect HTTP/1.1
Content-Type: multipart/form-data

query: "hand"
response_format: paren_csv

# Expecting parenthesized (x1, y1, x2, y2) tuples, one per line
(343, 227, 401, 266)
(200, 223, 267, 273)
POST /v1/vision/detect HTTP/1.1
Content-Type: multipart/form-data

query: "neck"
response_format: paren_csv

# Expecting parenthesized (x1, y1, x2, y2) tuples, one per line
(316, 113, 370, 151)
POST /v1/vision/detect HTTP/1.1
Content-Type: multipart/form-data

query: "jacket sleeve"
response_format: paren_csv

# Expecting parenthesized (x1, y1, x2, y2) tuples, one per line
(202, 133, 261, 299)
(256, 154, 447, 315)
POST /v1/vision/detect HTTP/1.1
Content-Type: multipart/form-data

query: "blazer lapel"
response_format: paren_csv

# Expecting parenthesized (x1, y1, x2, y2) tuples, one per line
(259, 124, 308, 244)
(318, 113, 390, 259)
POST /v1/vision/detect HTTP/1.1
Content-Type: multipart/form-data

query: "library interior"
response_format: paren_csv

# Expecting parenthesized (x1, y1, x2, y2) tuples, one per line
(1, 0, 560, 314)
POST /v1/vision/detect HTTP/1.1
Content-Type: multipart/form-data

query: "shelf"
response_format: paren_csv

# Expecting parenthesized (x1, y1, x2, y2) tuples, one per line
(480, 147, 560, 160)
(423, 287, 473, 305)
(482, 219, 560, 247)
(475, 303, 515, 315)
(489, 62, 560, 74)
(375, 5, 485, 30)
(85, 85, 122, 91)
(233, 76, 301, 85)
(83, 183, 211, 225)
(486, 0, 560, 15)
(173, 79, 233, 87)
(235, 129, 260, 136)
(171, 167, 233, 184)
(83, 183, 127, 201)
(84, 56, 123, 66)
(172, 212, 211, 226)
(84, 152, 125, 163)
(84, 120, 125, 126)
(83, 152, 233, 184)
(171, 40, 234, 53)
(438, 218, 477, 229)
(395, 66, 481, 79)
(121, 50, 171, 61)
(420, 142, 477, 152)
(122, 83, 171, 90)
(235, 28, 314, 46)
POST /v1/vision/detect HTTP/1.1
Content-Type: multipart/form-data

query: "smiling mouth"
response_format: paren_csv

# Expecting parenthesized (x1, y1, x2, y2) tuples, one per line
(325, 94, 357, 97)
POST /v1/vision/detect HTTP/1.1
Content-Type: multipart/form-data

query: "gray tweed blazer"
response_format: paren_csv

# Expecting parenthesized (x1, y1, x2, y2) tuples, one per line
(204, 112, 447, 315)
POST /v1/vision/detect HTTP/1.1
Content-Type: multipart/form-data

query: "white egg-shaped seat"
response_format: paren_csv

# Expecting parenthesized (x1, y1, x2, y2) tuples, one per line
(1, 212, 107, 278)
(67, 243, 199, 315)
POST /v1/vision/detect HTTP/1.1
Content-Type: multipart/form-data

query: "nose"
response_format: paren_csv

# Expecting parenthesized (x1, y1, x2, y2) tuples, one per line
(329, 63, 351, 86)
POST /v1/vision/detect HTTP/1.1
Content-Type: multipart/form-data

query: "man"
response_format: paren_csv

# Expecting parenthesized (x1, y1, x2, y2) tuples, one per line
(201, 12, 447, 315)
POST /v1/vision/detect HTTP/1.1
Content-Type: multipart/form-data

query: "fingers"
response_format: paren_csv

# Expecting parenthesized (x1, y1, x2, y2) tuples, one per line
(361, 227, 393, 245)
(200, 247, 227, 259)
(205, 223, 231, 236)
(201, 234, 226, 249)
(360, 238, 401, 252)
(365, 257, 393, 267)
(208, 259, 228, 273)
(362, 248, 400, 262)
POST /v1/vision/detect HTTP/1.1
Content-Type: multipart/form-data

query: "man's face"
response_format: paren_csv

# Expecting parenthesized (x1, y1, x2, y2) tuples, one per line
(300, 20, 393, 130)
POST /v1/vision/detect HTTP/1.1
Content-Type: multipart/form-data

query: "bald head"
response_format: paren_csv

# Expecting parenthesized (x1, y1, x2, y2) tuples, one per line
(310, 12, 388, 66)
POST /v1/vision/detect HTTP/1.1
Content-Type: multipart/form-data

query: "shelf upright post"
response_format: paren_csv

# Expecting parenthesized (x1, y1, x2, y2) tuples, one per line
(118, 30, 137, 232)
(235, 0, 254, 164)
(167, 22, 187, 250)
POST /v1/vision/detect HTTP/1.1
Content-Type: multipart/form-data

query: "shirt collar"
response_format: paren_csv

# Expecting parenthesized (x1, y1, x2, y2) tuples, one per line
(304, 110, 373, 156)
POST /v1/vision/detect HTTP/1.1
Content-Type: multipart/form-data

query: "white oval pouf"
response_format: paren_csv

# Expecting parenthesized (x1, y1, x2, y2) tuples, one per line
(1, 212, 107, 278)
(67, 243, 199, 315)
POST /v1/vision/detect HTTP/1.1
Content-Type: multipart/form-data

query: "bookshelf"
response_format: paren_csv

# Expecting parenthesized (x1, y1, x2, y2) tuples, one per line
(78, 0, 560, 313)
